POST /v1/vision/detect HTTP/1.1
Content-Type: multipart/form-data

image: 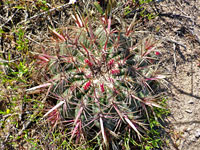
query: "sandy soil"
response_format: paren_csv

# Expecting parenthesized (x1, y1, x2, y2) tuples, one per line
(149, 0, 200, 149)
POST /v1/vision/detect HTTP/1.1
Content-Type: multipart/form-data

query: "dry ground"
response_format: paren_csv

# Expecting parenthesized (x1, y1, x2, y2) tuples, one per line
(149, 0, 200, 149)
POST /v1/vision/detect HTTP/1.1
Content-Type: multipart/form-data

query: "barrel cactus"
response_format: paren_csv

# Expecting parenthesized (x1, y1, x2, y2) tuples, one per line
(33, 12, 165, 149)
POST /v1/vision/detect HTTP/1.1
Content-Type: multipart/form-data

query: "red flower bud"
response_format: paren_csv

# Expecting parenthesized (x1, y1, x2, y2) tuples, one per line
(155, 51, 161, 56)
(100, 83, 105, 92)
(85, 59, 93, 67)
(108, 59, 115, 67)
(84, 81, 91, 90)
(111, 69, 120, 75)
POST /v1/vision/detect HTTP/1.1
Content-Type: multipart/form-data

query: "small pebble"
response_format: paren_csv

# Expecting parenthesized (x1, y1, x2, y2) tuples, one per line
(188, 100, 194, 104)
(185, 109, 192, 114)
(155, 0, 165, 2)
(195, 129, 200, 138)
(189, 136, 196, 142)
(178, 114, 184, 119)
(186, 127, 192, 132)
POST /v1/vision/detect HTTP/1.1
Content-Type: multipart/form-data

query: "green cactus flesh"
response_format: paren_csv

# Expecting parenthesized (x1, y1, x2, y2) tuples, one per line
(45, 22, 162, 147)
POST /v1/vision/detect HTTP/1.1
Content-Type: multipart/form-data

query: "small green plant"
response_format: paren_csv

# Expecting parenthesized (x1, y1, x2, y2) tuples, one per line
(142, 98, 169, 149)
(0, 48, 37, 149)
(138, 0, 153, 4)
(15, 27, 29, 52)
(124, 0, 157, 21)
(30, 8, 165, 149)
(36, 0, 49, 11)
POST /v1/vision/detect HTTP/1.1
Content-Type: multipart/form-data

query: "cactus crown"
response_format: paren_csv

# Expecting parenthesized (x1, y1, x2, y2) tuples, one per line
(36, 10, 164, 149)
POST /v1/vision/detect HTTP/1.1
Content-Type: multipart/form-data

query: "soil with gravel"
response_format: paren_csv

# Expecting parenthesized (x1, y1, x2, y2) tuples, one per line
(148, 0, 200, 149)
